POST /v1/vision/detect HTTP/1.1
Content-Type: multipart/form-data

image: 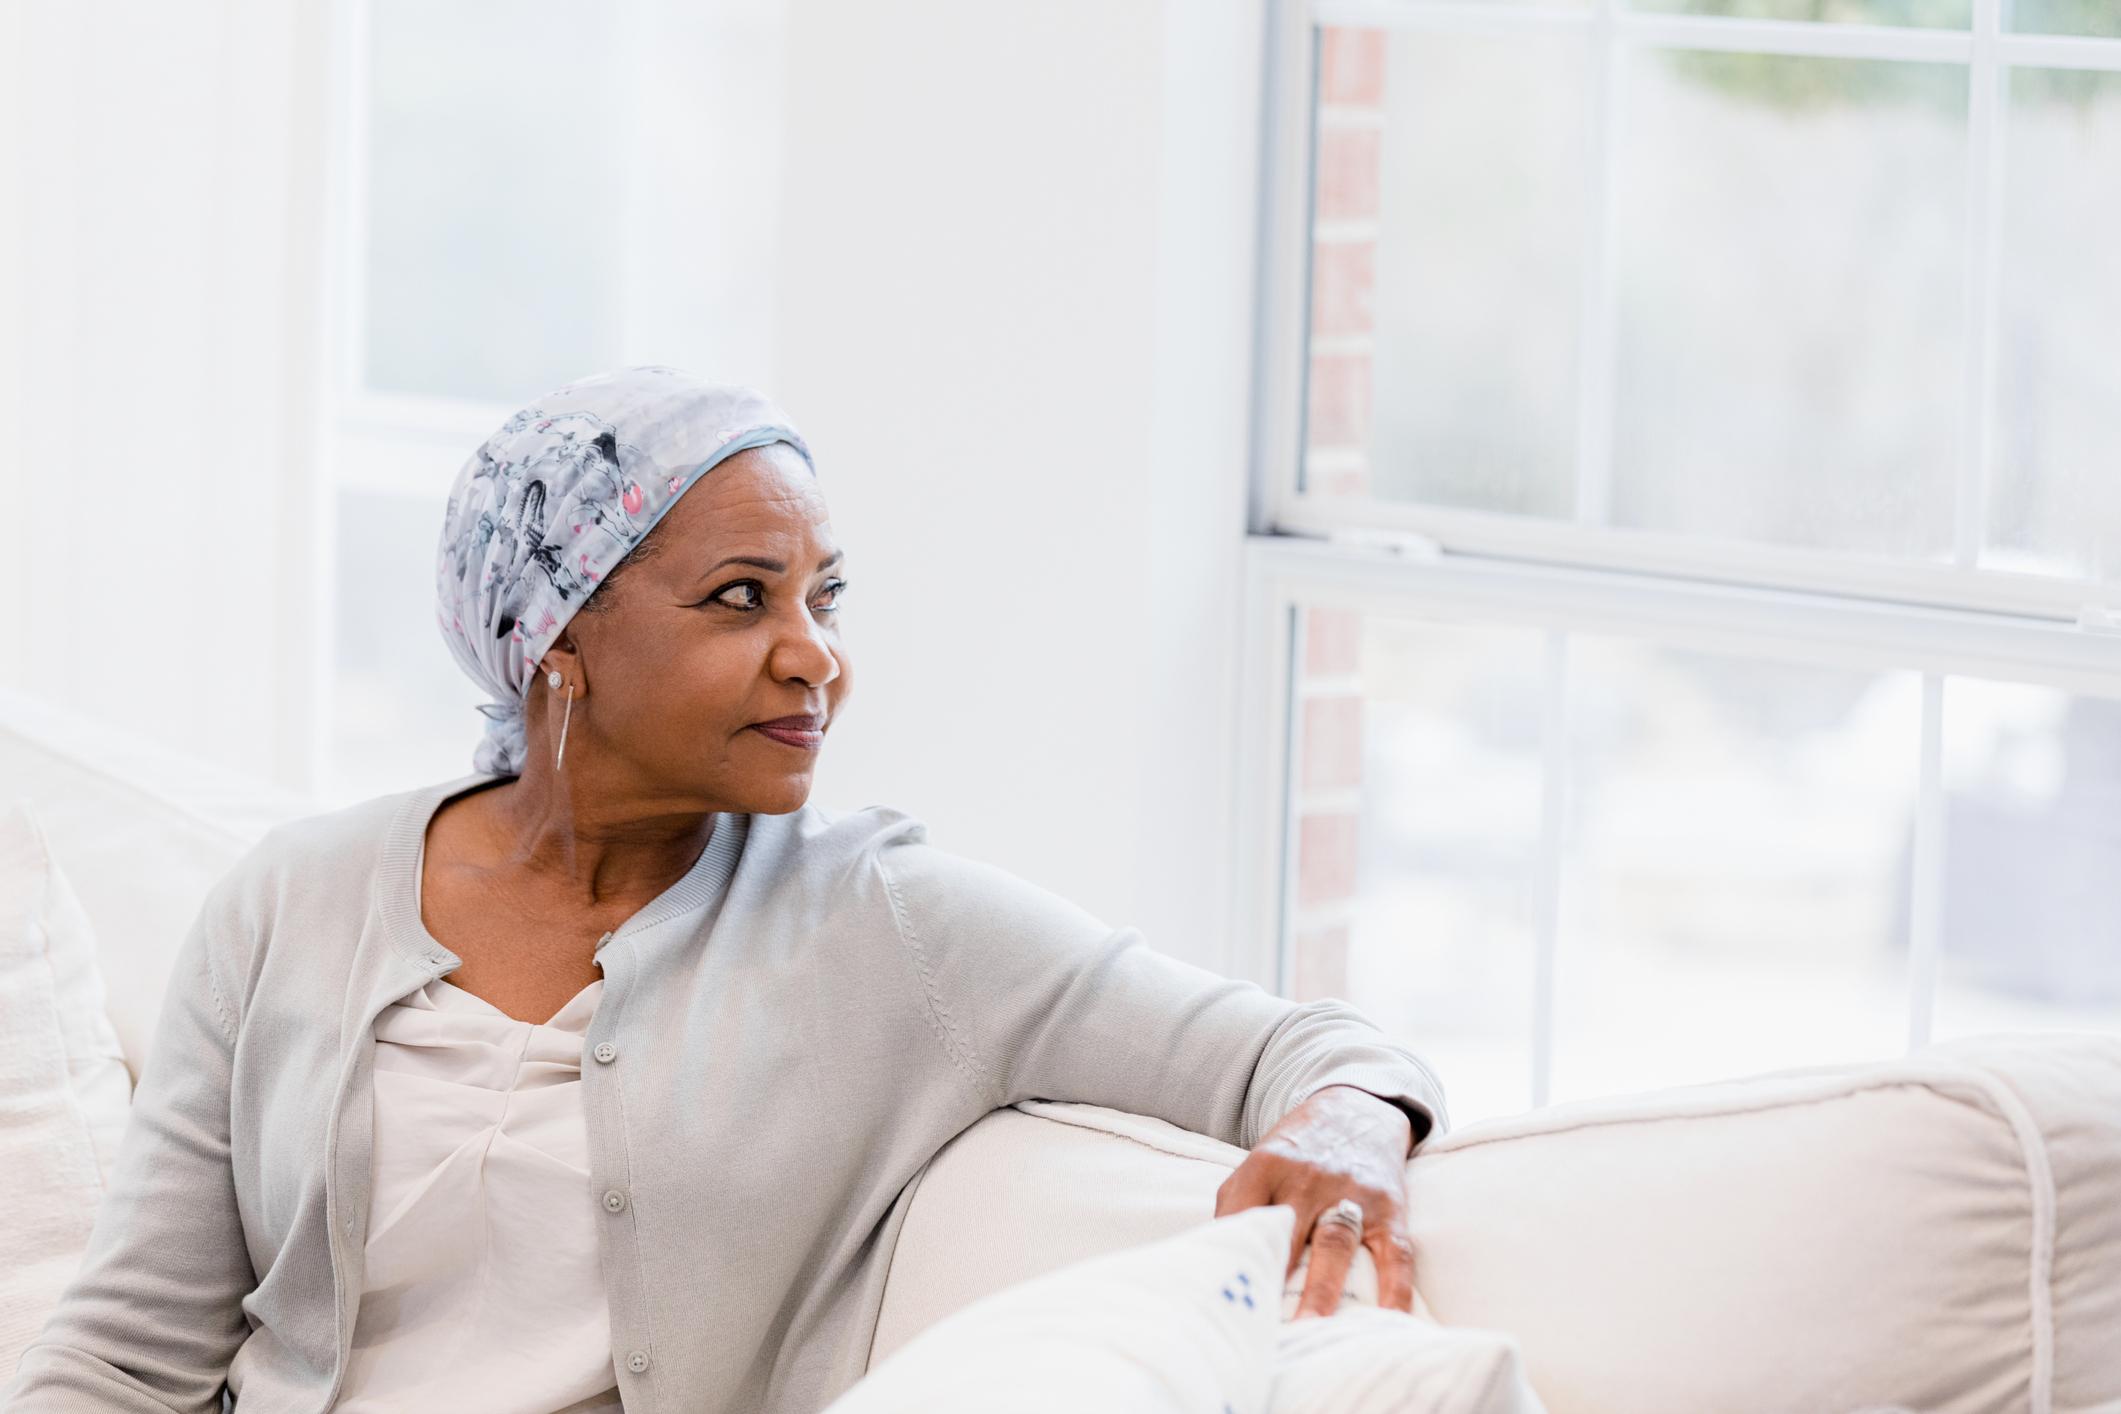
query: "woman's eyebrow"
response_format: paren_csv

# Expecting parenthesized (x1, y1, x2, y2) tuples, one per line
(703, 549, 845, 575)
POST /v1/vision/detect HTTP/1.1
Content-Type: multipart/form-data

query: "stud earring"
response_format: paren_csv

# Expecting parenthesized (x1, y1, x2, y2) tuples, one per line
(548, 669, 563, 689)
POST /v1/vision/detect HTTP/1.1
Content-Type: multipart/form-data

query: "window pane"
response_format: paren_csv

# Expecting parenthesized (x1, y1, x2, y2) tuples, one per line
(2008, 0, 2121, 36)
(1287, 610, 1551, 1127)
(1611, 52, 1968, 559)
(330, 489, 490, 804)
(363, 0, 621, 403)
(1304, 28, 1586, 516)
(1932, 679, 2121, 1039)
(1288, 609, 1927, 1124)
(1627, 0, 1971, 26)
(1550, 641, 1921, 1101)
(1986, 68, 2121, 583)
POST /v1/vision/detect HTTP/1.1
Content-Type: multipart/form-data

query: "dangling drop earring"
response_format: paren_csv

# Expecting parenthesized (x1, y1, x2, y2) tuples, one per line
(548, 669, 575, 770)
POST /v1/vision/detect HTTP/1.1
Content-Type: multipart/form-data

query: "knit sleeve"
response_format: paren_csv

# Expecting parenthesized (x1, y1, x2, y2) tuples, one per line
(874, 840, 1449, 1151)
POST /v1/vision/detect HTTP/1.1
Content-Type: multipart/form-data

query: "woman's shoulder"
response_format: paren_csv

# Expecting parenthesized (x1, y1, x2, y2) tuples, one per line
(756, 801, 1110, 938)
(757, 797, 928, 855)
(207, 775, 462, 917)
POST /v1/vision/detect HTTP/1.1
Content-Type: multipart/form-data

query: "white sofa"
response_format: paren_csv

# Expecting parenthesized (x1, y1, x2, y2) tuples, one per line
(5, 688, 2119, 1414)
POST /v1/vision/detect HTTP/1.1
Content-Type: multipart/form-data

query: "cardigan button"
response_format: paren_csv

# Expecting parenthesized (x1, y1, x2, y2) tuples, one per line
(603, 1188, 628, 1213)
(626, 1349, 651, 1374)
(593, 1041, 617, 1064)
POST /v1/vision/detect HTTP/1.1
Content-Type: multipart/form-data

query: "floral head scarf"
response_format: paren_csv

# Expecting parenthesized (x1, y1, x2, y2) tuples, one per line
(435, 365, 815, 775)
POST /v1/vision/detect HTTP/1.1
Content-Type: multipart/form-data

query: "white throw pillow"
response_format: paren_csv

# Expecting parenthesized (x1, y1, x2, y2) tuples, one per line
(0, 798, 135, 1374)
(1269, 1306, 1547, 1414)
(826, 1203, 1298, 1414)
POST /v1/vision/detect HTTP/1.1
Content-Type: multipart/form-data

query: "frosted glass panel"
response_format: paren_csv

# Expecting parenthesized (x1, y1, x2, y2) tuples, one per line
(1548, 641, 1921, 1102)
(1344, 618, 1549, 1127)
(1303, 28, 1586, 516)
(363, 0, 621, 403)
(1986, 68, 2121, 583)
(1610, 53, 1968, 559)
(1628, 0, 1970, 25)
(1931, 679, 2121, 1039)
(1289, 611, 1930, 1125)
(2008, 0, 2121, 36)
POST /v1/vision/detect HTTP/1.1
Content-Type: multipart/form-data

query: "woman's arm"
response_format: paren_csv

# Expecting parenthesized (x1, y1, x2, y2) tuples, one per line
(876, 841, 1448, 1151)
(3, 886, 259, 1414)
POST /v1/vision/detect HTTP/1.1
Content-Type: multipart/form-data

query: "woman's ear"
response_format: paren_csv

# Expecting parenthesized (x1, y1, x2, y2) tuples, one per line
(539, 634, 587, 699)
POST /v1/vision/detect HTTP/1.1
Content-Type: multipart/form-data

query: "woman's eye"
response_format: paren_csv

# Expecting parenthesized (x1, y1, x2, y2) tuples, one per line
(709, 581, 764, 609)
(706, 577, 849, 612)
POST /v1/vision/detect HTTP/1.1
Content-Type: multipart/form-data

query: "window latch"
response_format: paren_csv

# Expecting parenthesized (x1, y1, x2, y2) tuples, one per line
(1324, 526, 1444, 560)
(2077, 605, 2121, 636)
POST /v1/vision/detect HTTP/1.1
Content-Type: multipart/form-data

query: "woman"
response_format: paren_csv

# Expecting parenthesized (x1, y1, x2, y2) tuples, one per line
(5, 367, 1450, 1414)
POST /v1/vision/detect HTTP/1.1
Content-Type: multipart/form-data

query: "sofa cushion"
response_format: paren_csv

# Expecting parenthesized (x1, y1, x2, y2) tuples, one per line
(1401, 1029, 2121, 1414)
(878, 1033, 2121, 1413)
(0, 687, 310, 1077)
(0, 799, 134, 1376)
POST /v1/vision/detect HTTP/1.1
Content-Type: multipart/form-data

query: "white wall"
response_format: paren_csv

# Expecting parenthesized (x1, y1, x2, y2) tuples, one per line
(0, 1, 330, 787)
(774, 0, 1266, 972)
(0, 0, 1271, 979)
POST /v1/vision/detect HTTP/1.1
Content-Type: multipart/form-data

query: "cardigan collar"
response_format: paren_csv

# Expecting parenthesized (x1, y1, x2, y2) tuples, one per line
(372, 771, 753, 977)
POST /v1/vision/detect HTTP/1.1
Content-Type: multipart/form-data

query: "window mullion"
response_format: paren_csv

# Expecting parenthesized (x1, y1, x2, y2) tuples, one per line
(1532, 628, 1572, 1108)
(1574, 0, 1622, 528)
(1907, 673, 1948, 1052)
(1957, 0, 2007, 570)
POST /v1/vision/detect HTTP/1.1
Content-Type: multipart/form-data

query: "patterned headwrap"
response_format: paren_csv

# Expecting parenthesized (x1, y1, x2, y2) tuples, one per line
(435, 365, 815, 776)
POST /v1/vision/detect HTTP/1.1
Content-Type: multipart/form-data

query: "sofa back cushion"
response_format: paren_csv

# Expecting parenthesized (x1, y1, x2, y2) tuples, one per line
(881, 1033, 2121, 1413)
(870, 1100, 1405, 1371)
(1399, 1030, 2119, 1414)
(0, 690, 307, 1077)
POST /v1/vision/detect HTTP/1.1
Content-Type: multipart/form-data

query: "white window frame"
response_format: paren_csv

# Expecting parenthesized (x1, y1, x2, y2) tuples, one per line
(1236, 0, 2121, 1106)
(322, 0, 632, 505)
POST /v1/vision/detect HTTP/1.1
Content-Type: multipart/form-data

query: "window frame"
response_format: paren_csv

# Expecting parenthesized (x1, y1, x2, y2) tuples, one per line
(1237, 0, 2121, 1103)
(1253, 0, 2121, 622)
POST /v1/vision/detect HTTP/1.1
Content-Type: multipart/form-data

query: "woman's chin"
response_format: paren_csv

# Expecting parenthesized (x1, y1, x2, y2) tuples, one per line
(730, 772, 816, 816)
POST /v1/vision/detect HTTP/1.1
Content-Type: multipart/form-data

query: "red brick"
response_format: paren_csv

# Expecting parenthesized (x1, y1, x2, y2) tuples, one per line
(1315, 125, 1381, 223)
(1309, 239, 1375, 339)
(1289, 923, 1351, 1003)
(1300, 693, 1365, 792)
(1303, 605, 1364, 675)
(1305, 351, 1372, 449)
(1312, 464, 1369, 497)
(1318, 28, 1387, 108)
(1297, 810, 1361, 907)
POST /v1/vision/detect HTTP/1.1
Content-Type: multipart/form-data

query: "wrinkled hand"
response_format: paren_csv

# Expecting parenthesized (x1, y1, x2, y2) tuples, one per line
(1212, 1084, 1420, 1320)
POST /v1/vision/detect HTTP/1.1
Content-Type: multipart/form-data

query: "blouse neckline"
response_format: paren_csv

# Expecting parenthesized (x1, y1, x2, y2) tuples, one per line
(423, 974, 605, 1031)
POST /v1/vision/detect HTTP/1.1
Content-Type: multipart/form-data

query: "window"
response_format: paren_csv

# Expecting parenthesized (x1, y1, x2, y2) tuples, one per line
(319, 0, 790, 803)
(1245, 0, 2121, 1127)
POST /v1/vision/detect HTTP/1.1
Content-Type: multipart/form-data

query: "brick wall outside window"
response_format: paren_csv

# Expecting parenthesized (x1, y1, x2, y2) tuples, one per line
(1288, 27, 1385, 1005)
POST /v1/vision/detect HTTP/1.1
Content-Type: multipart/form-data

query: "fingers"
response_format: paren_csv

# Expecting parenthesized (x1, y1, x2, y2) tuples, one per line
(1369, 1223, 1418, 1314)
(1292, 1206, 1362, 1319)
(1216, 1152, 1417, 1321)
(1213, 1161, 1272, 1220)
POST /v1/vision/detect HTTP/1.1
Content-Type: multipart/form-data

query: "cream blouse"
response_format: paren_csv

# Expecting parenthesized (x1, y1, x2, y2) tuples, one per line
(336, 971, 623, 1414)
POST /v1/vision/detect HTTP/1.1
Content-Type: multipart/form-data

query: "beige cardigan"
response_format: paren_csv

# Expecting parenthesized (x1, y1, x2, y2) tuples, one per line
(3, 773, 1449, 1414)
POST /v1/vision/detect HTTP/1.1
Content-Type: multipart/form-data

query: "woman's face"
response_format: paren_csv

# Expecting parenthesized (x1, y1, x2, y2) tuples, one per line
(543, 441, 852, 816)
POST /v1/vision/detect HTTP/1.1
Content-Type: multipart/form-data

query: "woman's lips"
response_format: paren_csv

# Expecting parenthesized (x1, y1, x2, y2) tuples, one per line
(750, 723, 823, 751)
